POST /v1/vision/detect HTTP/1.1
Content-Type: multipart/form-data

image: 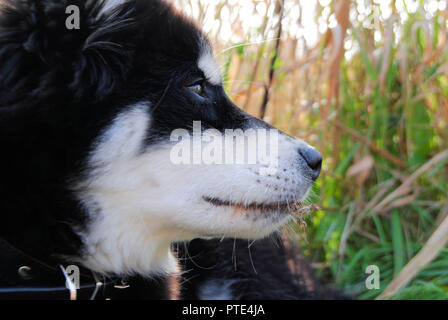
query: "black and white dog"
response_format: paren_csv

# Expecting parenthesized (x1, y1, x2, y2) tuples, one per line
(0, 0, 341, 299)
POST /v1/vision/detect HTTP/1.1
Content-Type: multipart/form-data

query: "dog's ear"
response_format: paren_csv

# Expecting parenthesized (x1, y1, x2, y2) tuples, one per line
(0, 0, 136, 102)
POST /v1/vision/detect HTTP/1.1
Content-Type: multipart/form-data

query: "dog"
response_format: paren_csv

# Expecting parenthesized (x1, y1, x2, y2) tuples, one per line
(0, 0, 342, 300)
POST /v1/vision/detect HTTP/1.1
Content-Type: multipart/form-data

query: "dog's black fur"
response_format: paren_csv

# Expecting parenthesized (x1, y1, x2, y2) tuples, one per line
(0, 0, 344, 299)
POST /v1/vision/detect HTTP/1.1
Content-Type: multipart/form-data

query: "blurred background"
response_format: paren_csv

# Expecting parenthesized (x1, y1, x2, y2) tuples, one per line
(173, 0, 448, 299)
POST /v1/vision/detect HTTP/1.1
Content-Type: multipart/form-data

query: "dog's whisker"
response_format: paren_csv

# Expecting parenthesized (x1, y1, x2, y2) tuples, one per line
(248, 239, 257, 248)
(218, 38, 281, 55)
(247, 239, 258, 275)
(232, 237, 237, 271)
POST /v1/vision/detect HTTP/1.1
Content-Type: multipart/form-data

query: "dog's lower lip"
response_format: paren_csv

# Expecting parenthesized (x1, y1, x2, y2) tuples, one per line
(203, 196, 303, 213)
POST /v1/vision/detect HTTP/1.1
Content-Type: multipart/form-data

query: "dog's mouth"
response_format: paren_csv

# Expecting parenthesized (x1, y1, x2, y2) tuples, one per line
(203, 196, 308, 216)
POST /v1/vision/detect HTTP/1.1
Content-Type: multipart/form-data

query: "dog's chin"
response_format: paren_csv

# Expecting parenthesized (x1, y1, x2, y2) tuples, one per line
(180, 196, 300, 240)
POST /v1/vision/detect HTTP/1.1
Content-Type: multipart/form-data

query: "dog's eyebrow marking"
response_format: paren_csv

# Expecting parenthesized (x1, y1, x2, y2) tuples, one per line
(198, 44, 222, 86)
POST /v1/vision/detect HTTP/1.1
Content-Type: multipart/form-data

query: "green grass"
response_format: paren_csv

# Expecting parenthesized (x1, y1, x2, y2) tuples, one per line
(291, 5, 448, 299)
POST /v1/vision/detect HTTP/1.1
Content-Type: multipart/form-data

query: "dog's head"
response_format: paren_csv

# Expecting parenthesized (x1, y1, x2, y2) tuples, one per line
(0, 0, 322, 275)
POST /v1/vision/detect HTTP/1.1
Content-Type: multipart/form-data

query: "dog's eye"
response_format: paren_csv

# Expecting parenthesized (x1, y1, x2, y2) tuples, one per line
(187, 80, 205, 97)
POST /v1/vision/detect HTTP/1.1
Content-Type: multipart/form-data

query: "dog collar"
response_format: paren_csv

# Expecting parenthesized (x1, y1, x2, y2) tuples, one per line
(0, 237, 127, 300)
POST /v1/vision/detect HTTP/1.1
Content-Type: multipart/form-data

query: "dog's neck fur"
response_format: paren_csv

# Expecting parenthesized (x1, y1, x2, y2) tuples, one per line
(68, 104, 194, 276)
(74, 207, 182, 277)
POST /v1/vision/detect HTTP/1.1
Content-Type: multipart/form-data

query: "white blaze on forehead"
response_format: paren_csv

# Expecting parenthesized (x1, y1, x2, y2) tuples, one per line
(198, 44, 222, 86)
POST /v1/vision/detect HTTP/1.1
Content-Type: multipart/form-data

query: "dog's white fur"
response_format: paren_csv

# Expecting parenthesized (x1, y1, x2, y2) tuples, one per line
(73, 48, 314, 276)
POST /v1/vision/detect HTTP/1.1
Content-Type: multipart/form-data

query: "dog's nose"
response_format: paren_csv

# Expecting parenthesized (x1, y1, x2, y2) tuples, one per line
(298, 147, 322, 180)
